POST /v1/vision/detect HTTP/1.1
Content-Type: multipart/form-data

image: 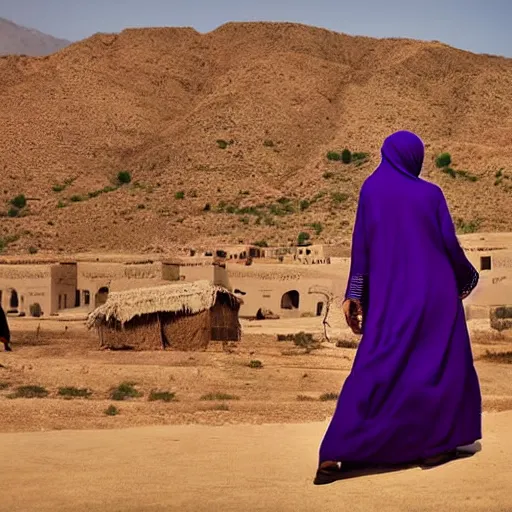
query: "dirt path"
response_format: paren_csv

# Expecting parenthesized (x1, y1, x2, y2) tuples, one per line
(0, 412, 511, 512)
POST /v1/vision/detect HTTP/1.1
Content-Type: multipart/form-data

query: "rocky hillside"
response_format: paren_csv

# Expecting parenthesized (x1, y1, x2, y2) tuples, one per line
(0, 22, 511, 255)
(0, 17, 70, 56)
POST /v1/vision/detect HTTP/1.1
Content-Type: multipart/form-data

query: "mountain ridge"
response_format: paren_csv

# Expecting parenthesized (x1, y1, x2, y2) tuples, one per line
(0, 21, 511, 255)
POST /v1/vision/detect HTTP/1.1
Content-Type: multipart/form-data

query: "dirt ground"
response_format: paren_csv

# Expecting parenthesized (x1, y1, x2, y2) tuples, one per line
(0, 318, 511, 433)
(0, 319, 511, 511)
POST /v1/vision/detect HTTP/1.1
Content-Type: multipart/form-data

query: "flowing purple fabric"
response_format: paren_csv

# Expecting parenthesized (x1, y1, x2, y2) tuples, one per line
(319, 131, 481, 464)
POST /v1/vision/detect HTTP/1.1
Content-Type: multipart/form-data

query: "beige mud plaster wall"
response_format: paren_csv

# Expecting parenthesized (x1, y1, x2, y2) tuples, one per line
(226, 263, 349, 318)
(0, 264, 53, 315)
(77, 262, 170, 310)
(179, 264, 216, 284)
(466, 273, 512, 308)
(51, 264, 77, 312)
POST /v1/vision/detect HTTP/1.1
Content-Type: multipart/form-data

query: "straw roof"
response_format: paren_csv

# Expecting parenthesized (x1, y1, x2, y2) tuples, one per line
(87, 280, 241, 328)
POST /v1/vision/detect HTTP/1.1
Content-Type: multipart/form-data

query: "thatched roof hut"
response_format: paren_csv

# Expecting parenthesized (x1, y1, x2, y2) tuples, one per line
(87, 281, 242, 351)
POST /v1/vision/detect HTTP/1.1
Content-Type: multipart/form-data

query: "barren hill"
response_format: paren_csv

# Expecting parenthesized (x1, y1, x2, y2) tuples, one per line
(1, 22, 512, 255)
(0, 18, 70, 56)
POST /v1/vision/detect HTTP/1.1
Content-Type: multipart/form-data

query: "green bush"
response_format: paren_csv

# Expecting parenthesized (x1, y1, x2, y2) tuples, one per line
(263, 140, 275, 147)
(297, 232, 311, 246)
(442, 167, 456, 178)
(327, 151, 340, 161)
(341, 149, 352, 164)
(28, 246, 38, 255)
(332, 192, 349, 204)
(8, 385, 48, 399)
(58, 387, 92, 399)
(455, 218, 480, 234)
(319, 392, 339, 401)
(11, 194, 27, 209)
(253, 240, 268, 247)
(200, 392, 239, 401)
(117, 171, 132, 184)
(110, 382, 142, 401)
(29, 303, 42, 317)
(323, 171, 334, 179)
(299, 199, 310, 211)
(216, 139, 229, 149)
(105, 405, 120, 416)
(436, 152, 452, 168)
(175, 191, 185, 200)
(70, 195, 83, 203)
(7, 207, 19, 217)
(149, 390, 176, 402)
(352, 152, 369, 161)
(248, 360, 263, 369)
(311, 222, 323, 235)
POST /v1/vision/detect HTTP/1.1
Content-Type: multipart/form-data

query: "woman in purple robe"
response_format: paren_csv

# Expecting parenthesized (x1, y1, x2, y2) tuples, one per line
(314, 131, 481, 485)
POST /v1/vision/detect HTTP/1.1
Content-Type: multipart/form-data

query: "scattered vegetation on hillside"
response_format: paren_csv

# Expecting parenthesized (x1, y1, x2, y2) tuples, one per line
(58, 387, 92, 399)
(6, 194, 28, 217)
(52, 177, 76, 192)
(8, 385, 49, 399)
(455, 217, 481, 234)
(110, 382, 142, 401)
(297, 231, 311, 246)
(482, 351, 512, 364)
(148, 390, 177, 402)
(0, 234, 20, 253)
(326, 149, 369, 166)
(117, 171, 132, 185)
(436, 153, 478, 181)
(200, 392, 240, 401)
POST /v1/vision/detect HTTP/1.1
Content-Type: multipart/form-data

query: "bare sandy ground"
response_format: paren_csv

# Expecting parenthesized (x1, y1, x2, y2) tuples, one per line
(0, 412, 511, 512)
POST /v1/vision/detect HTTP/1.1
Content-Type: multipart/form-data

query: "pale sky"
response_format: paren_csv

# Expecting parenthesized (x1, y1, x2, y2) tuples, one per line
(1, 0, 509, 57)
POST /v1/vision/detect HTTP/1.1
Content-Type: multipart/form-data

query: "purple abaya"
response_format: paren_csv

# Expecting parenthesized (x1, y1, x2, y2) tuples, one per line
(319, 131, 481, 464)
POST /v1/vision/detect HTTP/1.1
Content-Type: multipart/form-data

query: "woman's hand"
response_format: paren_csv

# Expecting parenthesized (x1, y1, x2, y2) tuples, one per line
(342, 299, 363, 335)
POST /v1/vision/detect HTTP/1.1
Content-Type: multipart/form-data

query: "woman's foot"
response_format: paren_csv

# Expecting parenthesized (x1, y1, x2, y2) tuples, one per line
(420, 450, 457, 468)
(313, 461, 343, 485)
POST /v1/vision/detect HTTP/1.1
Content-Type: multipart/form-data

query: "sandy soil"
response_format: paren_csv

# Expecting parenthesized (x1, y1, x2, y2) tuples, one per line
(0, 319, 511, 432)
(0, 413, 511, 512)
(0, 320, 511, 511)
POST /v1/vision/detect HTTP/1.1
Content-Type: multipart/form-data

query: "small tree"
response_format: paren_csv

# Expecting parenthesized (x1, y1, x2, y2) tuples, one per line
(117, 171, 132, 184)
(436, 152, 452, 168)
(341, 149, 352, 164)
(297, 232, 311, 246)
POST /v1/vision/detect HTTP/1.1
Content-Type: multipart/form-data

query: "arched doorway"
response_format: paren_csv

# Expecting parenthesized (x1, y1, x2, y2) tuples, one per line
(280, 290, 300, 310)
(95, 287, 109, 308)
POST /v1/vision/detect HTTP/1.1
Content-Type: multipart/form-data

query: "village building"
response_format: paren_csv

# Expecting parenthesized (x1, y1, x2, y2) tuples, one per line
(224, 261, 350, 319)
(0, 234, 510, 324)
(459, 233, 512, 319)
(87, 280, 242, 351)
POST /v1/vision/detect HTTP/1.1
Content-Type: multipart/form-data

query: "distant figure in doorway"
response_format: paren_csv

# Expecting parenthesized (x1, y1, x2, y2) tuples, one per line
(314, 131, 481, 485)
(0, 305, 12, 351)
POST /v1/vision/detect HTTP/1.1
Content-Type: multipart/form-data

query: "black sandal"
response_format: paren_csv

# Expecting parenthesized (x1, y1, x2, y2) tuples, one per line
(313, 463, 344, 485)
